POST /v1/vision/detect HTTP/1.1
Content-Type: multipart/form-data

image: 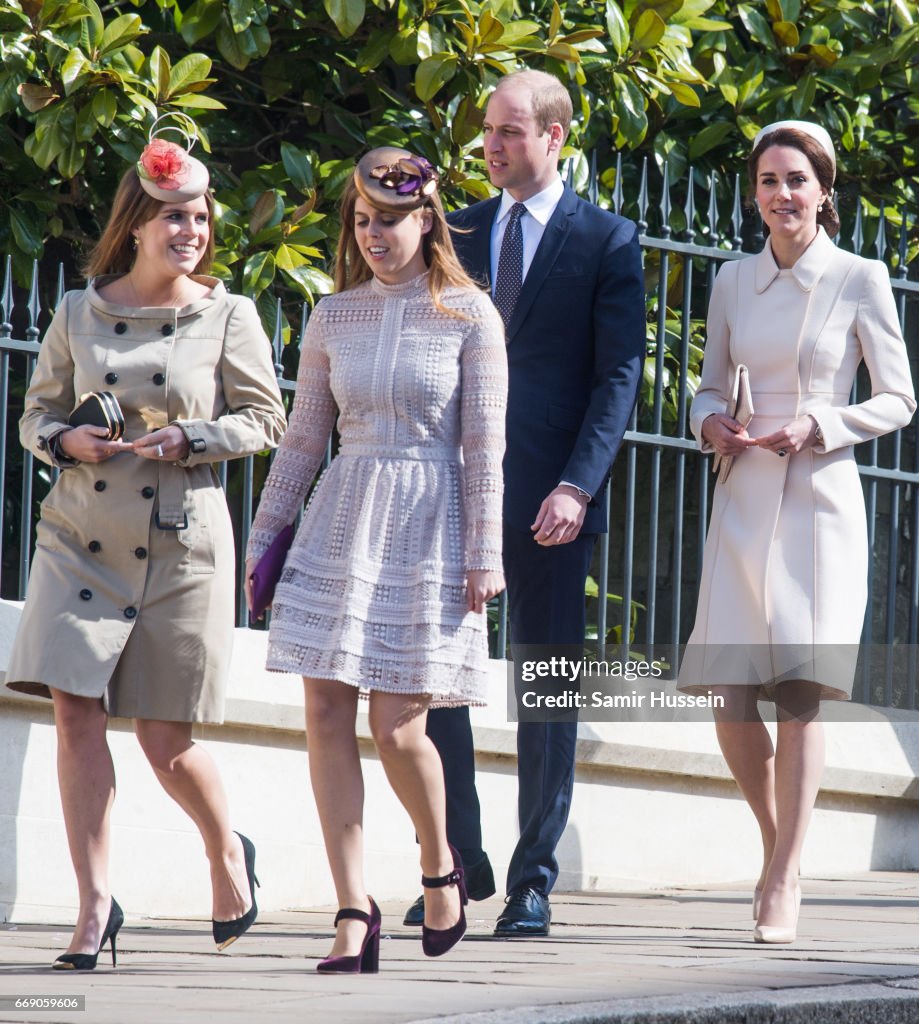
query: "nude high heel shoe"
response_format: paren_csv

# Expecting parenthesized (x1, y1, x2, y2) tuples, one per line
(753, 884, 801, 944)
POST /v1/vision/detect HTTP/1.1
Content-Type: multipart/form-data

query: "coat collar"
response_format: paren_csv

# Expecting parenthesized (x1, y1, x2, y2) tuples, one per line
(753, 226, 834, 294)
(87, 275, 225, 318)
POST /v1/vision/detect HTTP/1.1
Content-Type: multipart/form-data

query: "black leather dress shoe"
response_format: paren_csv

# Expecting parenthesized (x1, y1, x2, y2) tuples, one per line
(493, 886, 550, 937)
(403, 851, 496, 926)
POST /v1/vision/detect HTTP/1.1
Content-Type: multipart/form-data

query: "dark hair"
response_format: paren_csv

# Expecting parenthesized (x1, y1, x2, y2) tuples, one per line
(83, 168, 215, 278)
(747, 127, 839, 239)
(335, 177, 479, 318)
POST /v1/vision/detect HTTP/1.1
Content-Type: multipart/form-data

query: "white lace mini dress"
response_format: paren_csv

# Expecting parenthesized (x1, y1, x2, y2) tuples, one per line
(246, 274, 507, 706)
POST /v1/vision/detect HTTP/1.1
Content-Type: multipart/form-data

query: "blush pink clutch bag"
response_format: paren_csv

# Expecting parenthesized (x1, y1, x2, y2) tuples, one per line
(249, 523, 295, 620)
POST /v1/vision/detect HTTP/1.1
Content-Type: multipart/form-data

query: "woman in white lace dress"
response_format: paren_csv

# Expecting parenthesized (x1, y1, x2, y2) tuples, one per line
(245, 148, 507, 971)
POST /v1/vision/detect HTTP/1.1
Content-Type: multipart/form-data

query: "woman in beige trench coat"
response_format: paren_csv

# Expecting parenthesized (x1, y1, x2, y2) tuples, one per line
(5, 136, 286, 968)
(679, 121, 915, 944)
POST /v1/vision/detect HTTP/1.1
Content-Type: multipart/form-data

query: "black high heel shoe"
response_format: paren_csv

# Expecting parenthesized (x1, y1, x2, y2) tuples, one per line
(421, 845, 467, 957)
(213, 832, 260, 951)
(53, 897, 124, 971)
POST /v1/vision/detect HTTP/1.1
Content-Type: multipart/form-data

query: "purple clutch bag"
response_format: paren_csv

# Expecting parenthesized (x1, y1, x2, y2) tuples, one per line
(249, 523, 295, 620)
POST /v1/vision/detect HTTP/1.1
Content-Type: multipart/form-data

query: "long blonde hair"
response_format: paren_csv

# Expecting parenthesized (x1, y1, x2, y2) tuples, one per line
(334, 178, 479, 318)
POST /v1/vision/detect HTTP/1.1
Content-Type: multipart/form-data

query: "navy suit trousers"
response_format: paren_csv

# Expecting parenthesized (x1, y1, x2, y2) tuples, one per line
(426, 523, 595, 896)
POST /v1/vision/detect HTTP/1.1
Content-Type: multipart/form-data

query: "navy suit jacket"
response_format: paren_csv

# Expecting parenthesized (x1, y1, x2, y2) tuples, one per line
(449, 186, 645, 535)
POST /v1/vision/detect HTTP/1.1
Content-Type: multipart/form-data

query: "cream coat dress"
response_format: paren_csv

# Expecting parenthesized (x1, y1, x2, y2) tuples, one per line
(680, 228, 915, 698)
(5, 278, 287, 722)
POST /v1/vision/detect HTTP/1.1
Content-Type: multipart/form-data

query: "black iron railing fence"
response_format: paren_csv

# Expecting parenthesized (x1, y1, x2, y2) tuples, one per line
(1, 161, 917, 706)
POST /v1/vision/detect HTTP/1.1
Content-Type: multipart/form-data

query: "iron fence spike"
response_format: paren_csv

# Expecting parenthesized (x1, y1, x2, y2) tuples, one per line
(637, 156, 649, 233)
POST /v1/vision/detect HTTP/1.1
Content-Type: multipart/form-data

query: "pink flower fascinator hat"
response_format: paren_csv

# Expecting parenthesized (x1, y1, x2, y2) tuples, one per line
(136, 112, 210, 202)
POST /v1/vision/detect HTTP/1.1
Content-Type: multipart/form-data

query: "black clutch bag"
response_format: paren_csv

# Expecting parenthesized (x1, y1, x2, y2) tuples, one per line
(68, 391, 126, 440)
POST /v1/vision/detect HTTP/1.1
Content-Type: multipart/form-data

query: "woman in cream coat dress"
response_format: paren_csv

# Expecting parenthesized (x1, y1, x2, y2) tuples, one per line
(6, 139, 286, 968)
(680, 121, 915, 943)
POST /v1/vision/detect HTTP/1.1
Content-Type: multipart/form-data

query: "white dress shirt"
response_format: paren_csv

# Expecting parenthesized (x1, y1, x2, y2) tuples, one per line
(489, 175, 565, 290)
(489, 174, 591, 501)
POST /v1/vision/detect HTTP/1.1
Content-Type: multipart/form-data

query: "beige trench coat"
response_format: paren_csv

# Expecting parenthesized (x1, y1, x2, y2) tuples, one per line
(680, 229, 915, 698)
(5, 278, 287, 722)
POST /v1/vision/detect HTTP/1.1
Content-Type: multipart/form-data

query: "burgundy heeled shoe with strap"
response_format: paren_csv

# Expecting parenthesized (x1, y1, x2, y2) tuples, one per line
(421, 845, 468, 957)
(317, 897, 381, 974)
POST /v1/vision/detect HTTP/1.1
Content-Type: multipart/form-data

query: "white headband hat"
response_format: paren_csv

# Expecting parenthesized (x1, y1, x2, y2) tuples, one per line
(136, 113, 209, 202)
(753, 120, 835, 180)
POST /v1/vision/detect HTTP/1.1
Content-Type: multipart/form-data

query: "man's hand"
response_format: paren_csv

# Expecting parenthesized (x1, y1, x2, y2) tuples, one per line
(531, 485, 589, 546)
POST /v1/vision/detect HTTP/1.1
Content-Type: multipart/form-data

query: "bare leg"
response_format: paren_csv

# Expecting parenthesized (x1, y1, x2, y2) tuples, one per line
(303, 678, 369, 958)
(51, 689, 115, 956)
(134, 719, 250, 922)
(711, 686, 777, 890)
(756, 682, 824, 929)
(368, 692, 459, 932)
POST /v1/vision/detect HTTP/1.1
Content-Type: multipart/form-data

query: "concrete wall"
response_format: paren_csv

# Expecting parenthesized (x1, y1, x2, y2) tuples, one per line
(2, 598, 918, 924)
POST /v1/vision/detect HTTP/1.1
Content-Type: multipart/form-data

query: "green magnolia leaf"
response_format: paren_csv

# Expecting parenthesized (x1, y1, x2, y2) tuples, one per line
(228, 0, 254, 34)
(606, 0, 630, 58)
(668, 81, 700, 107)
(356, 29, 395, 71)
(179, 0, 223, 46)
(389, 27, 419, 64)
(765, 0, 783, 20)
(242, 250, 276, 297)
(216, 15, 250, 69)
(323, 0, 365, 38)
(457, 177, 493, 201)
(497, 20, 541, 44)
(549, 1, 562, 40)
(736, 5, 773, 47)
(169, 93, 225, 109)
(414, 53, 458, 102)
(688, 121, 732, 160)
(57, 137, 85, 178)
(281, 142, 314, 192)
(168, 53, 212, 96)
(60, 47, 90, 96)
(632, 9, 665, 51)
(274, 243, 306, 271)
(99, 13, 142, 57)
(91, 87, 116, 126)
(148, 46, 171, 102)
(772, 20, 799, 48)
(10, 207, 42, 256)
(280, 263, 334, 298)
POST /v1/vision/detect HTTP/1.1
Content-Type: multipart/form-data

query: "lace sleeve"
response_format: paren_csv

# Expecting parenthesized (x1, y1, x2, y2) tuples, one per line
(460, 294, 507, 572)
(247, 310, 337, 560)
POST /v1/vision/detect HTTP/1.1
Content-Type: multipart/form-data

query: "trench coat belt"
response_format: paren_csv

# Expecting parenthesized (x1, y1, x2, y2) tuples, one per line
(155, 461, 190, 529)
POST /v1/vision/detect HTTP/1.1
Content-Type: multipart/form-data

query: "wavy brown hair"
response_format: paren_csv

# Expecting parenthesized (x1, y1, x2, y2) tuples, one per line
(83, 168, 215, 279)
(748, 127, 839, 239)
(334, 177, 479, 318)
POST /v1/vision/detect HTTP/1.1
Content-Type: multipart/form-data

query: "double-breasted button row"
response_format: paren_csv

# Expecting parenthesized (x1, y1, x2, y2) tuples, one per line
(113, 322, 173, 336)
(142, 486, 155, 499)
(124, 606, 137, 619)
(95, 480, 106, 492)
(88, 540, 101, 553)
(134, 547, 147, 560)
(79, 588, 92, 601)
(105, 372, 118, 385)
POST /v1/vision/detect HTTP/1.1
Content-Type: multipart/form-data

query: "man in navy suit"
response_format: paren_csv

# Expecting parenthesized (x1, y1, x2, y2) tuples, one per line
(407, 69, 645, 936)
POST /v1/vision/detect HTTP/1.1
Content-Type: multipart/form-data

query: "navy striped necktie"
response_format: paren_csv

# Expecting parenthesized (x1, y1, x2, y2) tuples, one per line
(494, 202, 526, 329)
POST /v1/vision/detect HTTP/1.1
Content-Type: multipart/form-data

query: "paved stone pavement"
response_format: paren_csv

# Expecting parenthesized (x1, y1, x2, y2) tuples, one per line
(2, 874, 919, 1024)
